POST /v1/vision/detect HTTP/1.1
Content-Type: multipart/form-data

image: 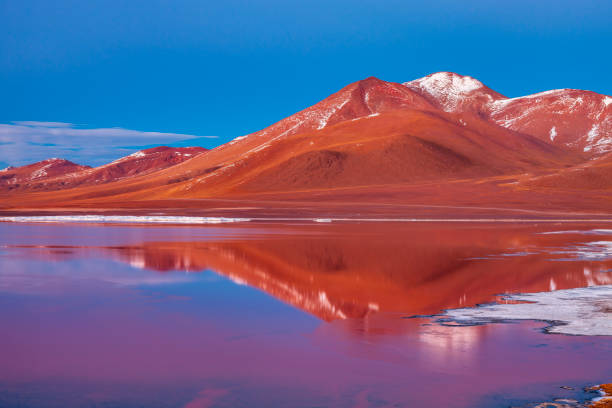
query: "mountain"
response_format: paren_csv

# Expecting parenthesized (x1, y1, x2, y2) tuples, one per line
(0, 146, 207, 192)
(0, 72, 610, 216)
(97, 76, 580, 198)
(404, 72, 612, 155)
(487, 89, 612, 154)
(169, 109, 577, 196)
(403, 71, 506, 116)
(0, 158, 90, 190)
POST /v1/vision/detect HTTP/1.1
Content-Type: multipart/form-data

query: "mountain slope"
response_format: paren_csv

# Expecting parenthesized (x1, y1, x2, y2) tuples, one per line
(0, 159, 90, 190)
(403, 72, 612, 155)
(519, 152, 612, 190)
(403, 71, 506, 116)
(237, 76, 437, 146)
(488, 89, 612, 154)
(6, 106, 579, 205)
(189, 109, 579, 195)
(0, 73, 609, 215)
(1, 146, 207, 192)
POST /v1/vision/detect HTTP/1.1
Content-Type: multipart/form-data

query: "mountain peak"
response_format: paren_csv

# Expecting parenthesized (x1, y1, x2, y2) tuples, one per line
(403, 72, 505, 113)
(406, 72, 485, 94)
(355, 76, 385, 85)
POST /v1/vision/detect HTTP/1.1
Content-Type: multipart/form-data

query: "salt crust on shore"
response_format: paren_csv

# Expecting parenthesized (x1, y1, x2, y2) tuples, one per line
(3, 216, 612, 225)
(443, 285, 612, 336)
(0, 215, 251, 224)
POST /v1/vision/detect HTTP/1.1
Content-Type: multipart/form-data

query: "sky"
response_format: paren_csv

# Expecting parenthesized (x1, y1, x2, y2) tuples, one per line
(1, 0, 611, 167)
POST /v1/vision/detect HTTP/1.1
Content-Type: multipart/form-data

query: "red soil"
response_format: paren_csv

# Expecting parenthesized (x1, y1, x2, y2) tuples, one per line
(519, 152, 612, 190)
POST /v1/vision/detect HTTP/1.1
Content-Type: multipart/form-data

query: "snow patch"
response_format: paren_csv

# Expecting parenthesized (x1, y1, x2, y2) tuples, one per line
(491, 102, 540, 128)
(489, 89, 582, 121)
(603, 96, 612, 107)
(403, 72, 484, 112)
(517, 88, 572, 100)
(583, 124, 612, 153)
(317, 98, 350, 129)
(129, 151, 146, 158)
(350, 112, 380, 122)
(442, 285, 612, 336)
(30, 162, 56, 179)
(549, 126, 557, 141)
(228, 135, 248, 145)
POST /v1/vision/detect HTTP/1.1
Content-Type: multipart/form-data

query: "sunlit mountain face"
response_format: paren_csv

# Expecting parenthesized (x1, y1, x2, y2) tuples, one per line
(1, 72, 610, 218)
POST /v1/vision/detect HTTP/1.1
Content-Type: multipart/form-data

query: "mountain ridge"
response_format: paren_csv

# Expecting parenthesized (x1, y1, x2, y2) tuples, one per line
(1, 72, 610, 216)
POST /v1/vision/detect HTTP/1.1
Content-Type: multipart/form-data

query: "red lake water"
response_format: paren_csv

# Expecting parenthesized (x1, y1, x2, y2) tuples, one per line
(0, 221, 610, 407)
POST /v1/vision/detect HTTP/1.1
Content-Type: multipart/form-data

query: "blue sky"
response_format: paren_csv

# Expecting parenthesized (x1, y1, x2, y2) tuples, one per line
(1, 0, 611, 167)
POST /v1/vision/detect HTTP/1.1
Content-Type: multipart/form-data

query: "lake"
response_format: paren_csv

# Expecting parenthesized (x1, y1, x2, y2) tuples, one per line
(0, 221, 610, 407)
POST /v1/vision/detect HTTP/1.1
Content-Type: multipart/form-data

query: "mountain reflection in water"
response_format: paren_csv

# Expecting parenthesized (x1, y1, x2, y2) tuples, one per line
(103, 224, 612, 321)
(0, 222, 611, 408)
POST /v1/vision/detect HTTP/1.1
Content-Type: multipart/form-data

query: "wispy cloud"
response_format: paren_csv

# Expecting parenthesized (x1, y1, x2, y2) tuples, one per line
(11, 121, 75, 128)
(0, 122, 217, 167)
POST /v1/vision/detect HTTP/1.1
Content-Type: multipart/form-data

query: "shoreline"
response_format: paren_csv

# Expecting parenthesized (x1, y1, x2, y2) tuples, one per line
(3, 214, 612, 225)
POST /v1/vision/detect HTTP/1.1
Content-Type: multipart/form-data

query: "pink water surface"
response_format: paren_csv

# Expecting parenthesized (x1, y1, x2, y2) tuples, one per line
(0, 222, 610, 407)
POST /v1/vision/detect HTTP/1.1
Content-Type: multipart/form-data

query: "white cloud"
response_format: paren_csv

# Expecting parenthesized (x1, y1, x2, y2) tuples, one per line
(0, 121, 217, 167)
(12, 121, 75, 128)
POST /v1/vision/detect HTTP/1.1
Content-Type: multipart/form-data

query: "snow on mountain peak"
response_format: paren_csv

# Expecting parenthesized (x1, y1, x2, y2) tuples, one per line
(403, 72, 487, 112)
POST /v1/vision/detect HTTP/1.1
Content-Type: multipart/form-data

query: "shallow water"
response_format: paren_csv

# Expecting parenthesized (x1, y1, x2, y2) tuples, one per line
(0, 221, 610, 407)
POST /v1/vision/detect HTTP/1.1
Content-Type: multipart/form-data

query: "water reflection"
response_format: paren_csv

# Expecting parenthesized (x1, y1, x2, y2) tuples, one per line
(0, 222, 611, 407)
(41, 223, 612, 320)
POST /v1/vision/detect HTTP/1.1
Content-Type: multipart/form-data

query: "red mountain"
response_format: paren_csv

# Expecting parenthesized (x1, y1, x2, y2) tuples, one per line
(167, 109, 576, 197)
(403, 71, 506, 116)
(487, 89, 612, 155)
(221, 76, 436, 154)
(0, 73, 610, 217)
(0, 146, 207, 192)
(403, 72, 612, 155)
(0, 158, 90, 190)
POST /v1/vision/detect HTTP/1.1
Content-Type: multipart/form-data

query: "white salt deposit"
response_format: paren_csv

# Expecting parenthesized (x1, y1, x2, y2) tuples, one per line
(443, 285, 612, 336)
(0, 215, 251, 224)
